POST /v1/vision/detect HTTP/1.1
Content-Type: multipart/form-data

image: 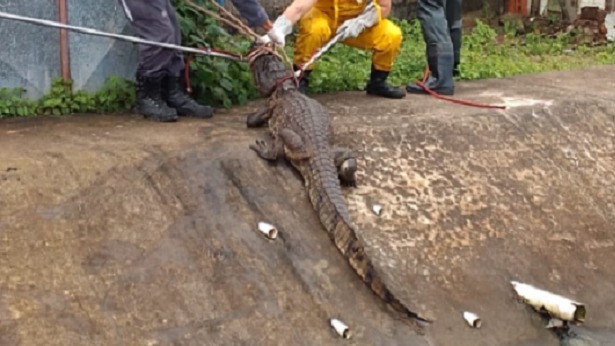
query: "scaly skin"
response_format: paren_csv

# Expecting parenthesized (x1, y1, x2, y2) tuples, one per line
(246, 47, 423, 322)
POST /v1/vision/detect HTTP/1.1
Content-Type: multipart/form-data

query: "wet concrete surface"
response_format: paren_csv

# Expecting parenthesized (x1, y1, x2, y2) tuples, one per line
(1, 66, 615, 345)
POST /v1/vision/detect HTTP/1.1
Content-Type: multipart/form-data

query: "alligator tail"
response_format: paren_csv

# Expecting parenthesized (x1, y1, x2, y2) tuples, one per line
(304, 156, 426, 322)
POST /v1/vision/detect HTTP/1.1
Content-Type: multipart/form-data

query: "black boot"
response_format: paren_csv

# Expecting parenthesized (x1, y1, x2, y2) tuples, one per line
(406, 42, 455, 96)
(162, 76, 213, 118)
(294, 65, 311, 94)
(365, 66, 406, 99)
(453, 62, 460, 77)
(447, 0, 463, 78)
(450, 28, 462, 77)
(135, 74, 178, 122)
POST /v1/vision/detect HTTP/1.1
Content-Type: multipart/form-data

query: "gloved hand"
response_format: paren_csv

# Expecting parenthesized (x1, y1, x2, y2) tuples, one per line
(265, 15, 294, 46)
(335, 2, 381, 40)
(258, 34, 272, 44)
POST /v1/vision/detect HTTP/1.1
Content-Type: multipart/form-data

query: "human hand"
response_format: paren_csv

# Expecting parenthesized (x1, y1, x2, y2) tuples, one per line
(261, 19, 273, 31)
(335, 3, 380, 40)
(258, 34, 272, 44)
(266, 15, 293, 46)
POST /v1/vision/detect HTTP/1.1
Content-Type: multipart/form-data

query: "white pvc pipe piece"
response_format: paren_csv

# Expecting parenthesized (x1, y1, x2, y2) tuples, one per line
(372, 203, 382, 216)
(257, 222, 278, 239)
(511, 281, 586, 323)
(462, 311, 482, 328)
(330, 318, 351, 339)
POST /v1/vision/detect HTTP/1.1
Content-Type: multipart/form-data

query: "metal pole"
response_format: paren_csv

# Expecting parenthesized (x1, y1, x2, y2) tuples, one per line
(0, 11, 245, 62)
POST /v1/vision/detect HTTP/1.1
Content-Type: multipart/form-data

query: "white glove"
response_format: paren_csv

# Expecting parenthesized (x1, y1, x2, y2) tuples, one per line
(335, 3, 380, 40)
(266, 15, 294, 47)
(258, 34, 272, 44)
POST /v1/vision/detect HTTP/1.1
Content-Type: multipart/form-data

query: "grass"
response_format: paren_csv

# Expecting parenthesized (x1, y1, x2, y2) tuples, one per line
(284, 19, 615, 93)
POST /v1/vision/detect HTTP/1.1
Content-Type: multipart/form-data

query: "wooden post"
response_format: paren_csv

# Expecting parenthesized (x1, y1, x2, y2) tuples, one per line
(58, 0, 71, 82)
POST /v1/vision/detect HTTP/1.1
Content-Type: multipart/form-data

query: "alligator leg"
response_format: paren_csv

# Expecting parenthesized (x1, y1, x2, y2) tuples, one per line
(246, 107, 272, 128)
(327, 123, 357, 186)
(333, 147, 358, 187)
(249, 135, 284, 161)
(279, 128, 313, 160)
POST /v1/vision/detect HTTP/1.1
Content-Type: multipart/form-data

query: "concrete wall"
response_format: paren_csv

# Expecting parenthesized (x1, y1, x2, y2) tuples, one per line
(0, 0, 137, 99)
(67, 0, 138, 93)
(0, 1, 61, 99)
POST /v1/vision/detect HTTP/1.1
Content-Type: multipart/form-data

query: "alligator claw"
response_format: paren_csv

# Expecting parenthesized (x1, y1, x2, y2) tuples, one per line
(341, 178, 357, 188)
(250, 138, 282, 161)
(246, 107, 272, 128)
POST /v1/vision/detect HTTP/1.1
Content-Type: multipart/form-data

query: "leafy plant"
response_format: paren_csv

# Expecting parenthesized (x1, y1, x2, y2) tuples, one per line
(172, 0, 258, 108)
(0, 77, 135, 118)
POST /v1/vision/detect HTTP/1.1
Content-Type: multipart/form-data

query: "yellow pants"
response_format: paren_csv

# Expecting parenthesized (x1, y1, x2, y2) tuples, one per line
(294, 6, 403, 72)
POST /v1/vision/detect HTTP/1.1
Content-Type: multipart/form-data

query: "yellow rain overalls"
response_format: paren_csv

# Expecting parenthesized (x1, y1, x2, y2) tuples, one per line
(294, 0, 402, 72)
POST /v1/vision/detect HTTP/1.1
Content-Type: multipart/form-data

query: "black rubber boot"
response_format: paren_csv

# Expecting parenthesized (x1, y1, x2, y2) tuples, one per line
(406, 42, 455, 96)
(365, 66, 406, 99)
(446, 0, 462, 77)
(162, 76, 213, 118)
(135, 74, 178, 122)
(450, 28, 462, 77)
(294, 65, 311, 94)
(444, 0, 463, 77)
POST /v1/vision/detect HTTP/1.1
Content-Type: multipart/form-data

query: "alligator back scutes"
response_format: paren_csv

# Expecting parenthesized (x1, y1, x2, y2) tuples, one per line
(274, 95, 331, 149)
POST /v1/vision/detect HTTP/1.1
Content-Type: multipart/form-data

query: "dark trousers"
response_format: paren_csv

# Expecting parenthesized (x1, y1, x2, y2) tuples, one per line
(119, 0, 184, 78)
(416, 0, 462, 67)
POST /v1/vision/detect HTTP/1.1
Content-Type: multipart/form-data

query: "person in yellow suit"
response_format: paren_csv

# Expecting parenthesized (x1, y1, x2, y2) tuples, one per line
(262, 0, 406, 99)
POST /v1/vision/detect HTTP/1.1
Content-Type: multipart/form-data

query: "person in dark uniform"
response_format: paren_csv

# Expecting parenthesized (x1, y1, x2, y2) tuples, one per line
(119, 0, 272, 122)
(405, 0, 462, 96)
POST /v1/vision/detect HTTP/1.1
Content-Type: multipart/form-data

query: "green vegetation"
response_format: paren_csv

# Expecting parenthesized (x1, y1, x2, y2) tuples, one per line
(172, 0, 258, 108)
(1, 1, 615, 118)
(307, 19, 615, 92)
(0, 77, 134, 117)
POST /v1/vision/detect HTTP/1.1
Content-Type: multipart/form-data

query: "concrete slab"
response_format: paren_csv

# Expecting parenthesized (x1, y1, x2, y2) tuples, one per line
(1, 66, 615, 345)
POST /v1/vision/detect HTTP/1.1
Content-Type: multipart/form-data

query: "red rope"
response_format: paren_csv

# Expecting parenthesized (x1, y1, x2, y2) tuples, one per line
(184, 53, 196, 93)
(276, 75, 299, 89)
(413, 66, 506, 109)
(292, 64, 506, 111)
(258, 71, 301, 96)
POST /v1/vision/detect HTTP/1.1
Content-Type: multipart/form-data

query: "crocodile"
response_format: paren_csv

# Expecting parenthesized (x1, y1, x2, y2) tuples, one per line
(244, 43, 425, 322)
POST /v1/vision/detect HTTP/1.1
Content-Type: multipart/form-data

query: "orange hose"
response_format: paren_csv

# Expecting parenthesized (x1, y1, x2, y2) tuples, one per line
(413, 66, 506, 109)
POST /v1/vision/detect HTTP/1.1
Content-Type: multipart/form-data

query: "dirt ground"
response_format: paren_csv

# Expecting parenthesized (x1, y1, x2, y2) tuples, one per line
(1, 67, 615, 346)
